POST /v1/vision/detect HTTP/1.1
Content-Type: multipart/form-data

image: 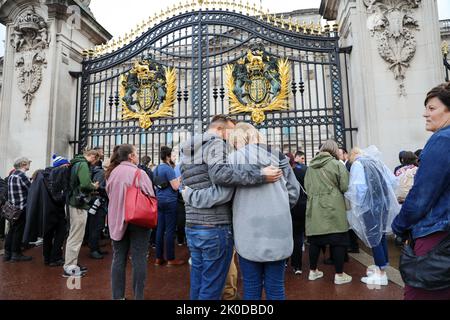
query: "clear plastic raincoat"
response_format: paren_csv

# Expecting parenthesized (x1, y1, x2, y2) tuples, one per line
(345, 146, 401, 248)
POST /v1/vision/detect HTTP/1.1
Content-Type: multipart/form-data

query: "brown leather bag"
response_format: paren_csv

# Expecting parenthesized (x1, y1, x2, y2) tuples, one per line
(1, 201, 22, 224)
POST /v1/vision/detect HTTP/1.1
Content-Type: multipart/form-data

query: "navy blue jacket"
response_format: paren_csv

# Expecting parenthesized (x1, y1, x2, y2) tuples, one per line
(392, 125, 450, 239)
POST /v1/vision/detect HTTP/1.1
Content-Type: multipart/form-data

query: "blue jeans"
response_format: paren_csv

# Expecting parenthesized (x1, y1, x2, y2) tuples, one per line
(372, 234, 389, 269)
(238, 256, 286, 300)
(186, 225, 234, 300)
(156, 200, 178, 260)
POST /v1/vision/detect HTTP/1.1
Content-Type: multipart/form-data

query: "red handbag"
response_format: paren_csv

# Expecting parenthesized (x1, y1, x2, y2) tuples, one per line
(125, 169, 158, 229)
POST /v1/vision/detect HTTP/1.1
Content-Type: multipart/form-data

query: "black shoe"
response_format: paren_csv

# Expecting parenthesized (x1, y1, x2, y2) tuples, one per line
(62, 269, 86, 278)
(3, 251, 11, 262)
(98, 249, 109, 255)
(49, 259, 65, 267)
(324, 258, 334, 265)
(90, 251, 104, 259)
(78, 265, 88, 272)
(11, 253, 32, 262)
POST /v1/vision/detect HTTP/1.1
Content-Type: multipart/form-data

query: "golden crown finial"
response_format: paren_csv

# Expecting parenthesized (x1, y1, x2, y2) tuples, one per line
(332, 23, 339, 32)
(302, 21, 307, 33)
(288, 17, 293, 31)
(280, 15, 285, 29)
(272, 15, 278, 27)
(295, 22, 300, 33)
(442, 41, 449, 56)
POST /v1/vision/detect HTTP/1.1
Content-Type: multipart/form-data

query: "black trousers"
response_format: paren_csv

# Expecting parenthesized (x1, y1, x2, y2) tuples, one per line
(176, 200, 186, 244)
(310, 244, 347, 274)
(43, 214, 67, 263)
(348, 229, 360, 251)
(4, 210, 26, 254)
(0, 215, 5, 238)
(290, 224, 304, 269)
(87, 208, 107, 252)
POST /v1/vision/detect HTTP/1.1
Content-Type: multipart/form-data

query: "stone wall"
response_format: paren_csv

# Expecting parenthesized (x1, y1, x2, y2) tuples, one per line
(0, 0, 111, 175)
(320, 0, 443, 169)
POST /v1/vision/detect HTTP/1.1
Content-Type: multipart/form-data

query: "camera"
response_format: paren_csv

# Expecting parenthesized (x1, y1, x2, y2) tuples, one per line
(88, 198, 102, 215)
(75, 192, 91, 205)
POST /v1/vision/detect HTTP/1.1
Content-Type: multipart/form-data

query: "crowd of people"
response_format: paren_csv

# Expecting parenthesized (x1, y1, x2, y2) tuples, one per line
(0, 83, 449, 300)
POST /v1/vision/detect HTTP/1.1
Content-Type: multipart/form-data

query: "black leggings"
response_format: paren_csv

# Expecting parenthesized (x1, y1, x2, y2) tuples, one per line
(309, 244, 347, 274)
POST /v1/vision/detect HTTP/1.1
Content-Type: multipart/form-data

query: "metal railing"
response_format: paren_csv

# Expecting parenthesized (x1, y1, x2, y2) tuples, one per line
(441, 19, 450, 33)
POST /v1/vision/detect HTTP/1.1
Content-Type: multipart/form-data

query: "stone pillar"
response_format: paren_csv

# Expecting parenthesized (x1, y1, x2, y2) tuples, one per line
(0, 0, 111, 175)
(320, 0, 443, 169)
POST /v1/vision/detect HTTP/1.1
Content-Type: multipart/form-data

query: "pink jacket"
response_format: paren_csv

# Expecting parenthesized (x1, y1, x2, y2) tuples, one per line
(106, 161, 155, 241)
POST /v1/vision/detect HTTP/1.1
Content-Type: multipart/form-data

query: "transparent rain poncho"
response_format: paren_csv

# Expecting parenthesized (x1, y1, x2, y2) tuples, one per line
(345, 146, 401, 248)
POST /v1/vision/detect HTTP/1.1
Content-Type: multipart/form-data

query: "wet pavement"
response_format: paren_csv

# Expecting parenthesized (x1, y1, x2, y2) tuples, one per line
(0, 241, 404, 300)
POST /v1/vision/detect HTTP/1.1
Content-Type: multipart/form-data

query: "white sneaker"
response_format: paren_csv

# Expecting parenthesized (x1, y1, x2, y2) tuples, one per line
(361, 272, 388, 286)
(308, 270, 324, 281)
(334, 272, 352, 285)
(366, 265, 379, 276)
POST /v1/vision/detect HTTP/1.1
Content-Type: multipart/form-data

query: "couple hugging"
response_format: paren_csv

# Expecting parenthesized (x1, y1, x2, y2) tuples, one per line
(179, 115, 300, 300)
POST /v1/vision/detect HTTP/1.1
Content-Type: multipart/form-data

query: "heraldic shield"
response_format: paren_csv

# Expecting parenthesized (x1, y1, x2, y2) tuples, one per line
(119, 55, 176, 129)
(225, 43, 290, 124)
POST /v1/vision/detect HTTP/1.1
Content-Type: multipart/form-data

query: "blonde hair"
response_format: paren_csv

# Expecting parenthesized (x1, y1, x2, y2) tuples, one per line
(320, 140, 339, 159)
(228, 122, 265, 149)
(349, 147, 363, 164)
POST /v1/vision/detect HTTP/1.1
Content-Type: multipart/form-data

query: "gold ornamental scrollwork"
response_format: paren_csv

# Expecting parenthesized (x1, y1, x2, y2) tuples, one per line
(119, 56, 176, 129)
(225, 44, 290, 124)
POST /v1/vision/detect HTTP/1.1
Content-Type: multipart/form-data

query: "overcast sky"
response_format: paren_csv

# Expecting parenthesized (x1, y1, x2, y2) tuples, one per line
(0, 0, 449, 55)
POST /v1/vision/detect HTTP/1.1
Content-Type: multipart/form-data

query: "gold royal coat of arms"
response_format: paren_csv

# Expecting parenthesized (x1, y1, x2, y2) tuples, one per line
(225, 44, 290, 124)
(119, 55, 176, 129)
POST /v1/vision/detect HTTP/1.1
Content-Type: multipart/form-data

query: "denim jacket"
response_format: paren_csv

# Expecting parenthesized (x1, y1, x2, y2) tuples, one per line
(392, 125, 450, 240)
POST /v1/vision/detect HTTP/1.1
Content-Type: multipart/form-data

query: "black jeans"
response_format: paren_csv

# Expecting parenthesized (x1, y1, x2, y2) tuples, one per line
(4, 209, 26, 254)
(111, 224, 151, 300)
(43, 214, 67, 263)
(88, 208, 107, 252)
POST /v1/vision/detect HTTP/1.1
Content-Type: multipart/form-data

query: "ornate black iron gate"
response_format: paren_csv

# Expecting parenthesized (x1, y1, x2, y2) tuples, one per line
(76, 8, 347, 164)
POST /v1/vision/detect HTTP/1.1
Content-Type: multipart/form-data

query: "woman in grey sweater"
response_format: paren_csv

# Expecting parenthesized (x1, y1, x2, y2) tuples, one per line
(183, 122, 300, 300)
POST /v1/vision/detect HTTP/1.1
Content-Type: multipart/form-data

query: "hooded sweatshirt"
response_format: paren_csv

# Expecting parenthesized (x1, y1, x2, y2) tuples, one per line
(180, 132, 264, 226)
(304, 152, 350, 237)
(184, 144, 300, 262)
(69, 155, 96, 209)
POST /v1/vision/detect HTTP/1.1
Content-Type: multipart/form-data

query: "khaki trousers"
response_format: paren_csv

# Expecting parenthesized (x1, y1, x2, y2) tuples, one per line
(223, 250, 239, 300)
(64, 206, 88, 271)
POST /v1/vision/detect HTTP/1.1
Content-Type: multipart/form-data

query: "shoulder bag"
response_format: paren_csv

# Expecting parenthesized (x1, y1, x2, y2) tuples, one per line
(399, 233, 450, 290)
(1, 201, 22, 224)
(125, 169, 158, 229)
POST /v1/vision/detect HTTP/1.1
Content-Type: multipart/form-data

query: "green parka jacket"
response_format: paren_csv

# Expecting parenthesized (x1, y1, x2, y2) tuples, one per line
(304, 152, 350, 236)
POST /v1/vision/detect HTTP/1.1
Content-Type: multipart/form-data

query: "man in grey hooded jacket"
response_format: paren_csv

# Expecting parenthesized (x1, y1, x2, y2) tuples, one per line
(180, 115, 282, 300)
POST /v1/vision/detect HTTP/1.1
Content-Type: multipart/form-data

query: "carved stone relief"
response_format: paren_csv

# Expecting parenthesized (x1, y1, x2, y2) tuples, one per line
(11, 8, 50, 120)
(364, 0, 421, 96)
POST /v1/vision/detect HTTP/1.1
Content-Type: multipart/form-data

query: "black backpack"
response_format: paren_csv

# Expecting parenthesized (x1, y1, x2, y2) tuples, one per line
(42, 165, 72, 204)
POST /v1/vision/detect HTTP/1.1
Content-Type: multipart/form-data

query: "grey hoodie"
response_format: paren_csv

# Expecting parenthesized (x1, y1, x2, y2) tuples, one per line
(180, 132, 265, 226)
(184, 144, 300, 262)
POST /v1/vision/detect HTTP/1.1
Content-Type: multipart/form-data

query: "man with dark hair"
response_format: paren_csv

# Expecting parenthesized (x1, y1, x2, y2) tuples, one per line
(154, 146, 184, 266)
(294, 151, 306, 169)
(180, 114, 282, 300)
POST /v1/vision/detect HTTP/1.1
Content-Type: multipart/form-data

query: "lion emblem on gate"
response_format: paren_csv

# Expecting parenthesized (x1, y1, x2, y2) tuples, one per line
(119, 55, 176, 129)
(225, 44, 290, 124)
